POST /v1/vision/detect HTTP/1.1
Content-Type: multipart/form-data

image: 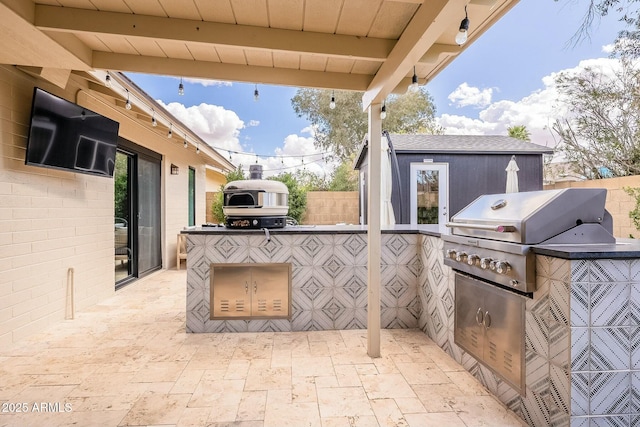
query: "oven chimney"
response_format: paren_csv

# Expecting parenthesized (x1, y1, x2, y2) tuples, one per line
(249, 164, 263, 180)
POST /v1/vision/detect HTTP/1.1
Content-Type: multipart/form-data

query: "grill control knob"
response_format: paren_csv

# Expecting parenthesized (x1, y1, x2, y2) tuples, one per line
(455, 252, 467, 263)
(480, 257, 493, 269)
(495, 261, 511, 275)
(467, 254, 480, 266)
(446, 249, 457, 259)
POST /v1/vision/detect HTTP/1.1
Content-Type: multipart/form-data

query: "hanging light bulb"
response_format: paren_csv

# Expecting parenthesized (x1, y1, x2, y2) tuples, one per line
(254, 84, 259, 101)
(125, 90, 132, 110)
(455, 6, 470, 45)
(196, 143, 200, 154)
(167, 123, 173, 138)
(183, 135, 188, 148)
(229, 151, 233, 162)
(380, 102, 387, 120)
(408, 66, 419, 92)
(329, 90, 336, 109)
(178, 77, 184, 96)
(105, 72, 111, 88)
(151, 110, 157, 127)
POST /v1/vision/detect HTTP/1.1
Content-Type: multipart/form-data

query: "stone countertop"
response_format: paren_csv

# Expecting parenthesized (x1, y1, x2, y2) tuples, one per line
(181, 223, 443, 237)
(532, 239, 640, 259)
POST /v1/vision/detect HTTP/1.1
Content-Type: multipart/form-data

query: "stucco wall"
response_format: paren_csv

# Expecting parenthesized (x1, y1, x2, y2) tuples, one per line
(0, 65, 213, 345)
(544, 176, 640, 239)
(303, 191, 359, 225)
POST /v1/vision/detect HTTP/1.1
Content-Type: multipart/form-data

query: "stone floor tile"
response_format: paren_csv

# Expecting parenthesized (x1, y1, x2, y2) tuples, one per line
(360, 374, 416, 400)
(0, 270, 526, 427)
(370, 398, 408, 427)
(119, 393, 191, 426)
(316, 387, 374, 418)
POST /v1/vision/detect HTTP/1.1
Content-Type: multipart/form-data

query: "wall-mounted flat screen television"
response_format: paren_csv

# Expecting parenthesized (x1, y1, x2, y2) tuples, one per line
(25, 87, 120, 178)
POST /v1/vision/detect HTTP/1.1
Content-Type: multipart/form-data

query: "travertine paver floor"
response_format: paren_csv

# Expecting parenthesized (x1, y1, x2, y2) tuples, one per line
(0, 269, 526, 427)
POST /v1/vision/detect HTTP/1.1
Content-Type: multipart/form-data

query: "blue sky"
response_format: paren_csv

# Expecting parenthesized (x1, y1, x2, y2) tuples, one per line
(126, 0, 624, 176)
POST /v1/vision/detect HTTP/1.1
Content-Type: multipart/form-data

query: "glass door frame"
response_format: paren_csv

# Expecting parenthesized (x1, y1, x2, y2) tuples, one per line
(409, 162, 449, 227)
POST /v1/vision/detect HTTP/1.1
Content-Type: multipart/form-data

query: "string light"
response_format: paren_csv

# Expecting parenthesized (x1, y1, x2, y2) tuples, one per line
(183, 134, 188, 148)
(455, 6, 470, 45)
(151, 109, 157, 127)
(167, 123, 173, 138)
(254, 84, 259, 101)
(178, 77, 184, 96)
(329, 90, 336, 109)
(125, 90, 132, 110)
(408, 66, 419, 92)
(380, 102, 387, 119)
(196, 142, 200, 154)
(105, 72, 111, 88)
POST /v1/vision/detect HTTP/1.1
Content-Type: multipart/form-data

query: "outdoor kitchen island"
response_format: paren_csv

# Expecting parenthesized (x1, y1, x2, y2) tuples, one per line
(181, 223, 640, 427)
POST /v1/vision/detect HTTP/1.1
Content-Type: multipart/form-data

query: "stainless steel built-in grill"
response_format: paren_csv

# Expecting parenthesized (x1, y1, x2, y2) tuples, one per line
(443, 188, 615, 293)
(442, 188, 615, 394)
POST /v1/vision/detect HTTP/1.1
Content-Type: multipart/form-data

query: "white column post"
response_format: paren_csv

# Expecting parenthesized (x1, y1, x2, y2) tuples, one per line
(367, 103, 382, 358)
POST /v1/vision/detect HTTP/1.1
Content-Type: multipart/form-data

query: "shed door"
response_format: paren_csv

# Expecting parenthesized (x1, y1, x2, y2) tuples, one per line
(409, 163, 449, 226)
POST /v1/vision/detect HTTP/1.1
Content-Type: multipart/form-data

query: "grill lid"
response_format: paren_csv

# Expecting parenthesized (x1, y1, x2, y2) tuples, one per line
(447, 188, 613, 244)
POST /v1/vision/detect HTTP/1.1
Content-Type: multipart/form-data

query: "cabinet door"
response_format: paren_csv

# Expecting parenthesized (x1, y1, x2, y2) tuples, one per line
(454, 275, 485, 358)
(211, 265, 251, 318)
(482, 284, 524, 391)
(252, 264, 290, 318)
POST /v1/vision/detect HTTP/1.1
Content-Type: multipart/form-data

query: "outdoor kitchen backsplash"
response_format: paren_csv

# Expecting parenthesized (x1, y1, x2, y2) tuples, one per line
(186, 233, 422, 333)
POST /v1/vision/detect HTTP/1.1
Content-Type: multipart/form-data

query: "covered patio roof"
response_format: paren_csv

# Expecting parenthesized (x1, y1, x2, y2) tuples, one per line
(1, 0, 518, 108)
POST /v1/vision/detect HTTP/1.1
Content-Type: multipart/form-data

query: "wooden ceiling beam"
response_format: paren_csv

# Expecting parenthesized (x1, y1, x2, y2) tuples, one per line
(35, 5, 395, 62)
(92, 52, 373, 91)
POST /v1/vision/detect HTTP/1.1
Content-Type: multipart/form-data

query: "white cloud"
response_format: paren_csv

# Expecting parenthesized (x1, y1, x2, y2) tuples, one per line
(158, 101, 244, 154)
(437, 57, 623, 149)
(247, 120, 260, 127)
(183, 77, 232, 87)
(447, 82, 493, 108)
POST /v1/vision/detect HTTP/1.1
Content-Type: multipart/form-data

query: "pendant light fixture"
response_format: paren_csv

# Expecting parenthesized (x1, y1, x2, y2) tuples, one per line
(408, 66, 419, 92)
(455, 6, 470, 45)
(125, 90, 132, 110)
(178, 77, 185, 96)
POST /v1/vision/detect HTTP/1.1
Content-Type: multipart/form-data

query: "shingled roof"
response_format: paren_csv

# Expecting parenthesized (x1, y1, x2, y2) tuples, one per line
(386, 134, 553, 154)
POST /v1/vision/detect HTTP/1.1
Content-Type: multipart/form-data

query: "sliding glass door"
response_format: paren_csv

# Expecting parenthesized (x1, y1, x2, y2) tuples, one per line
(114, 139, 162, 288)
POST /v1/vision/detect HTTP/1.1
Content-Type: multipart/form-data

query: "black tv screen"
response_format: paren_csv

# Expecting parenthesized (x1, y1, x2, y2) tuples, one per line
(25, 87, 120, 178)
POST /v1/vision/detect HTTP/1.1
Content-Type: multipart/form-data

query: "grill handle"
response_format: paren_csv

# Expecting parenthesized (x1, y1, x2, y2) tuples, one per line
(445, 222, 516, 233)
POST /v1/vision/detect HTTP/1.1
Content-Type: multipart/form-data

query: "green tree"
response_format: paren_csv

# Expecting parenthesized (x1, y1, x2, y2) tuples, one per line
(211, 166, 246, 223)
(507, 125, 531, 141)
(556, 1, 640, 58)
(552, 58, 640, 178)
(328, 156, 359, 191)
(291, 88, 441, 160)
(269, 172, 307, 223)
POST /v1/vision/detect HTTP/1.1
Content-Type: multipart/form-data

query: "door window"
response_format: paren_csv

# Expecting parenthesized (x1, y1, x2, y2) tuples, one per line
(409, 163, 449, 226)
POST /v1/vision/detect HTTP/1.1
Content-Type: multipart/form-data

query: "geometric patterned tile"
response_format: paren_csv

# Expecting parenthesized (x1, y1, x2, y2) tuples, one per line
(588, 415, 630, 427)
(589, 260, 630, 283)
(633, 327, 640, 370)
(590, 283, 630, 327)
(590, 327, 631, 371)
(549, 322, 570, 369)
(570, 283, 590, 327)
(632, 371, 640, 414)
(550, 280, 570, 327)
(631, 283, 640, 325)
(571, 371, 589, 416)
(549, 364, 570, 419)
(571, 260, 590, 283)
(520, 389, 549, 427)
(570, 327, 589, 372)
(525, 311, 549, 359)
(589, 371, 630, 416)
